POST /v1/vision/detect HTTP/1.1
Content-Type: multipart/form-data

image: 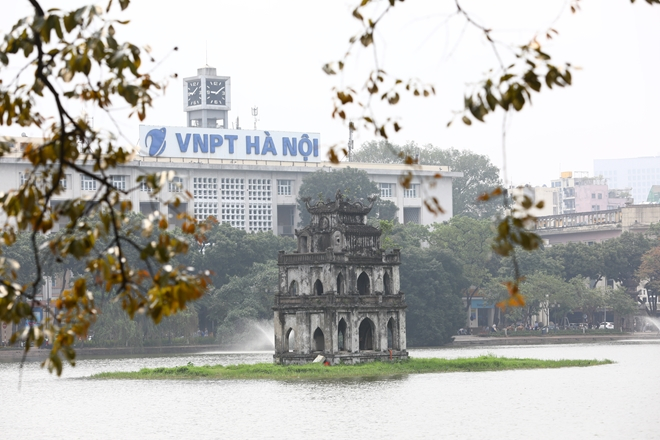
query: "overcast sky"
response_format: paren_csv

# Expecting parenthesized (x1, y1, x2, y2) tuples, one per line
(3, 0, 660, 187)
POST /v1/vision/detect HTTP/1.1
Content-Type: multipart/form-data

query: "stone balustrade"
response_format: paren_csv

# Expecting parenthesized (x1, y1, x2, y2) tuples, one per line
(273, 293, 405, 308)
(536, 208, 621, 230)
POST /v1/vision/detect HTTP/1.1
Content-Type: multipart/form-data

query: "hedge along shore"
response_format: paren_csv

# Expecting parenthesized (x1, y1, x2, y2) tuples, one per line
(91, 356, 613, 380)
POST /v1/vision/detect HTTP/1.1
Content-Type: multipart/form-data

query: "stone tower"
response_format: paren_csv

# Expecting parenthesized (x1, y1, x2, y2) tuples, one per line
(273, 191, 408, 365)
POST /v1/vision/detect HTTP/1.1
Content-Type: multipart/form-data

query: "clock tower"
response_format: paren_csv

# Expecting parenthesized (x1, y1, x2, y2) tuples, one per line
(183, 66, 231, 128)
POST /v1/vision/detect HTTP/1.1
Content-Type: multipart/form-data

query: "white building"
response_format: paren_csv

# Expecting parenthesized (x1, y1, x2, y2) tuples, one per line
(0, 143, 458, 236)
(0, 67, 460, 235)
(594, 157, 660, 203)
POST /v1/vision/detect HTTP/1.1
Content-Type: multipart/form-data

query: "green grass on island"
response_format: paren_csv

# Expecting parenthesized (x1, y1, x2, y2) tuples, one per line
(91, 355, 613, 380)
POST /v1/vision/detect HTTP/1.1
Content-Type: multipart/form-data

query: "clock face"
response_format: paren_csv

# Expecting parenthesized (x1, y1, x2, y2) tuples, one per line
(205, 79, 226, 106)
(187, 80, 201, 106)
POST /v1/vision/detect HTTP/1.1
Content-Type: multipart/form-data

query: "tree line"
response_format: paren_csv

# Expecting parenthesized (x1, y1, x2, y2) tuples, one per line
(8, 146, 659, 348)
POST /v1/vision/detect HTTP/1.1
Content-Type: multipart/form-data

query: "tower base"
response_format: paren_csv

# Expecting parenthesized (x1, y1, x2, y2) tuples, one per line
(273, 350, 409, 366)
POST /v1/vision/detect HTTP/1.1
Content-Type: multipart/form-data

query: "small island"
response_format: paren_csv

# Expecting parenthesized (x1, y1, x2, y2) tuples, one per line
(92, 356, 612, 380)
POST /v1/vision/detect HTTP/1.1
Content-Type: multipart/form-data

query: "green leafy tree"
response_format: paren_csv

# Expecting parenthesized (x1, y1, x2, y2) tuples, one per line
(89, 295, 142, 347)
(296, 167, 397, 226)
(0, 231, 47, 286)
(486, 273, 572, 327)
(353, 142, 502, 219)
(497, 246, 564, 281)
(515, 273, 557, 326)
(546, 242, 603, 284)
(324, 0, 658, 312)
(379, 220, 429, 251)
(193, 223, 295, 288)
(351, 140, 414, 164)
(401, 247, 466, 346)
(0, 1, 214, 374)
(605, 287, 639, 328)
(135, 307, 199, 344)
(429, 216, 497, 314)
(636, 245, 660, 314)
(425, 148, 502, 220)
(602, 232, 652, 295)
(548, 278, 579, 327)
(190, 223, 295, 332)
(574, 283, 606, 326)
(208, 260, 279, 347)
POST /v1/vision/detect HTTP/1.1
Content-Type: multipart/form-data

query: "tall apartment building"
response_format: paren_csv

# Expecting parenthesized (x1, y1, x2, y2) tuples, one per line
(594, 156, 660, 203)
(517, 171, 631, 218)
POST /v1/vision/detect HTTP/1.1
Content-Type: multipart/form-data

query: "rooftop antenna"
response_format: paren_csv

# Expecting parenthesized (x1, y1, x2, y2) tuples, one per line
(251, 106, 259, 130)
(348, 125, 354, 162)
(205, 40, 208, 66)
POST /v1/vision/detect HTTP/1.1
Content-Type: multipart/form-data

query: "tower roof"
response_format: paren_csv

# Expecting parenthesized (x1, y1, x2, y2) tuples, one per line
(302, 190, 377, 216)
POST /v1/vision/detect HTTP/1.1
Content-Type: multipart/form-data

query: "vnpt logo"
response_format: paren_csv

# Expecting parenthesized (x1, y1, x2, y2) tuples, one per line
(145, 128, 167, 156)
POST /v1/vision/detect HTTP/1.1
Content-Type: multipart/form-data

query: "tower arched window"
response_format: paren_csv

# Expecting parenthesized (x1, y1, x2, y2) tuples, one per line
(314, 279, 324, 295)
(359, 318, 375, 350)
(313, 327, 325, 352)
(338, 318, 347, 351)
(357, 272, 370, 295)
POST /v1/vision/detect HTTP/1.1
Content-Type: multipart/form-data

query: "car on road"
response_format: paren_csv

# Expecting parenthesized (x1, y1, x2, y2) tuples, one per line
(598, 322, 614, 330)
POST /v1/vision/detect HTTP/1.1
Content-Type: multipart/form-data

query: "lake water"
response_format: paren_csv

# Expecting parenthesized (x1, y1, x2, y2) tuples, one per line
(1, 341, 659, 439)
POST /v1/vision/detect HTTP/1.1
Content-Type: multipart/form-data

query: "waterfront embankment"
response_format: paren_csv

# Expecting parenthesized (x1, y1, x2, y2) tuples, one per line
(452, 332, 660, 346)
(1, 333, 658, 362)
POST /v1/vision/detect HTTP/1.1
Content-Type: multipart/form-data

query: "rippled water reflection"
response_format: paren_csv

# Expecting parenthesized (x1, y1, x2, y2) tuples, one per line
(1, 342, 659, 439)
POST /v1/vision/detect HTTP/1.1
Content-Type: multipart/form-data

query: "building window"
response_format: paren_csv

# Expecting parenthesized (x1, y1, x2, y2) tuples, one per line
(192, 177, 218, 221)
(193, 177, 218, 200)
(591, 205, 600, 211)
(221, 178, 244, 201)
(194, 201, 218, 221)
(59, 175, 69, 191)
(246, 179, 272, 232)
(221, 203, 245, 228)
(379, 183, 393, 198)
(220, 178, 245, 228)
(591, 193, 596, 199)
(140, 181, 152, 192)
(81, 174, 97, 191)
(403, 207, 420, 224)
(169, 176, 183, 193)
(404, 184, 419, 198)
(248, 203, 272, 232)
(111, 175, 126, 191)
(598, 193, 602, 199)
(277, 180, 293, 196)
(248, 179, 272, 202)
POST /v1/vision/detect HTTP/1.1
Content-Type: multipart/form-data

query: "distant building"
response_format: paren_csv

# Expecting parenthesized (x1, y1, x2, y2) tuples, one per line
(594, 156, 660, 203)
(647, 185, 660, 203)
(0, 66, 462, 236)
(513, 171, 630, 218)
(550, 171, 612, 214)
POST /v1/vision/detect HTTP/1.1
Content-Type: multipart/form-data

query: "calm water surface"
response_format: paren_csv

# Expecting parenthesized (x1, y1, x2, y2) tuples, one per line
(1, 342, 658, 439)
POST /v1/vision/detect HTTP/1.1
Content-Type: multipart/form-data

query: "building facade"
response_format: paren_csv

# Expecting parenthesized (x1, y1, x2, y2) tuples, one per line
(516, 171, 632, 219)
(0, 66, 461, 233)
(273, 192, 408, 364)
(0, 145, 459, 235)
(594, 156, 660, 203)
